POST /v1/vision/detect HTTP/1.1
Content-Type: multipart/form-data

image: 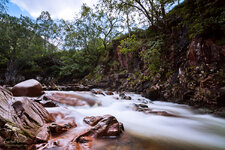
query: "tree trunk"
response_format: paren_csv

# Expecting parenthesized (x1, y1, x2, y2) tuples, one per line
(160, 0, 166, 20)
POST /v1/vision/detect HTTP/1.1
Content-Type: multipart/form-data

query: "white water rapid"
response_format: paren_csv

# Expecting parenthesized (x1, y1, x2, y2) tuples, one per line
(46, 90, 225, 150)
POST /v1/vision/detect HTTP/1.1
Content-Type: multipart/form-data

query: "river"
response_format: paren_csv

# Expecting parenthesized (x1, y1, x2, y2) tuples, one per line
(45, 90, 225, 150)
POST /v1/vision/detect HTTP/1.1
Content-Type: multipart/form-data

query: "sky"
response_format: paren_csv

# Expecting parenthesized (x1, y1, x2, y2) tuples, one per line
(8, 0, 98, 20)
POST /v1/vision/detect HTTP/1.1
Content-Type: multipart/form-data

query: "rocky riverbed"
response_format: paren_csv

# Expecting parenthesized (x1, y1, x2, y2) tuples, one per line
(1, 79, 225, 150)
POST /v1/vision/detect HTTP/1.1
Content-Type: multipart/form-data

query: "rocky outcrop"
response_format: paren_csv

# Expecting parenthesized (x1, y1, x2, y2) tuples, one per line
(28, 111, 77, 150)
(30, 113, 124, 150)
(187, 38, 225, 66)
(0, 86, 54, 149)
(86, 37, 225, 116)
(12, 79, 44, 97)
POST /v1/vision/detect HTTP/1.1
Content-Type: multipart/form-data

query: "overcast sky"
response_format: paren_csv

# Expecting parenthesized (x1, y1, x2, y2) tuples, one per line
(9, 0, 98, 20)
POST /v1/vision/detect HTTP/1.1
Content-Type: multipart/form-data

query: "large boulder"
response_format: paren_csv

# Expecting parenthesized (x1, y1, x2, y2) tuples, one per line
(66, 115, 124, 150)
(12, 79, 44, 97)
(76, 115, 124, 142)
(0, 86, 54, 149)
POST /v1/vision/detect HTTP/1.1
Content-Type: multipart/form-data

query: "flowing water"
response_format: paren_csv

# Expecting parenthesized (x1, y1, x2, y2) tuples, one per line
(45, 90, 225, 150)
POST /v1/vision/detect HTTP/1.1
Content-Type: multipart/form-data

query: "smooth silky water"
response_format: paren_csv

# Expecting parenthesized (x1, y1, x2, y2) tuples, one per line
(46, 90, 225, 150)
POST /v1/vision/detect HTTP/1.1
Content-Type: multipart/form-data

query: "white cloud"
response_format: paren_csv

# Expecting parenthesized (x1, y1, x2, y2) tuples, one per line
(10, 0, 98, 20)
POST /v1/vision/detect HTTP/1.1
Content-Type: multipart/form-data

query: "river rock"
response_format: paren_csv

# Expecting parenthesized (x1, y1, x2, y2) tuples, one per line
(39, 100, 58, 107)
(119, 93, 132, 100)
(143, 86, 160, 100)
(105, 91, 114, 95)
(83, 116, 104, 126)
(43, 92, 97, 106)
(77, 115, 124, 141)
(49, 112, 77, 136)
(12, 79, 44, 97)
(133, 104, 177, 117)
(48, 121, 76, 136)
(0, 86, 54, 148)
(91, 90, 105, 96)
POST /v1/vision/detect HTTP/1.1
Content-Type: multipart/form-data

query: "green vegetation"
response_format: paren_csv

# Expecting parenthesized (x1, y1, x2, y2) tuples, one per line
(0, 0, 224, 86)
(168, 0, 225, 40)
(140, 38, 163, 75)
(119, 34, 137, 54)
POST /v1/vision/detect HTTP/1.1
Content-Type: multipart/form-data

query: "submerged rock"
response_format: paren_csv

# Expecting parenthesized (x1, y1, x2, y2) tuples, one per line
(66, 115, 124, 149)
(0, 86, 54, 149)
(91, 90, 105, 96)
(79, 115, 124, 140)
(105, 91, 114, 95)
(133, 104, 177, 117)
(12, 79, 44, 97)
(48, 121, 76, 136)
(39, 100, 58, 107)
(119, 93, 132, 100)
(44, 92, 97, 106)
(83, 116, 104, 126)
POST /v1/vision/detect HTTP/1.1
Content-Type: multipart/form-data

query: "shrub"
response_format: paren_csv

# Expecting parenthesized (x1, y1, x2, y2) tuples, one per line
(119, 34, 137, 54)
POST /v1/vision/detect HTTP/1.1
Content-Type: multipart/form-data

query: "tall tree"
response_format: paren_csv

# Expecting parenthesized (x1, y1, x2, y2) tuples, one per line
(95, 7, 123, 50)
(36, 11, 57, 51)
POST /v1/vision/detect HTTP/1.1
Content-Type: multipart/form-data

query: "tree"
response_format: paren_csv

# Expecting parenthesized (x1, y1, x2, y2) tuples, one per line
(0, 13, 59, 83)
(100, 0, 177, 28)
(36, 11, 59, 51)
(0, 0, 8, 14)
(95, 8, 123, 50)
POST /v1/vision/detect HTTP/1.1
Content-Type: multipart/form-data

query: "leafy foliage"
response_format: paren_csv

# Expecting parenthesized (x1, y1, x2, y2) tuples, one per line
(119, 34, 137, 54)
(140, 38, 163, 75)
(168, 0, 225, 40)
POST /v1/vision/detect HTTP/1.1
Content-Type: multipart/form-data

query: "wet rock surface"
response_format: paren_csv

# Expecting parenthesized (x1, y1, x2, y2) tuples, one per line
(39, 100, 58, 107)
(0, 86, 54, 149)
(30, 112, 125, 150)
(43, 92, 97, 106)
(78, 115, 124, 141)
(133, 104, 178, 117)
(119, 93, 132, 100)
(48, 120, 77, 136)
(91, 90, 105, 96)
(12, 79, 44, 97)
(67, 115, 124, 150)
(29, 111, 78, 149)
(105, 91, 114, 95)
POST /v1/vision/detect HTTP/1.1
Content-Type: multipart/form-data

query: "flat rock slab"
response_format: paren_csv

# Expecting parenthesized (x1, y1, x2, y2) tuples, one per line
(12, 79, 44, 97)
(44, 92, 97, 106)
